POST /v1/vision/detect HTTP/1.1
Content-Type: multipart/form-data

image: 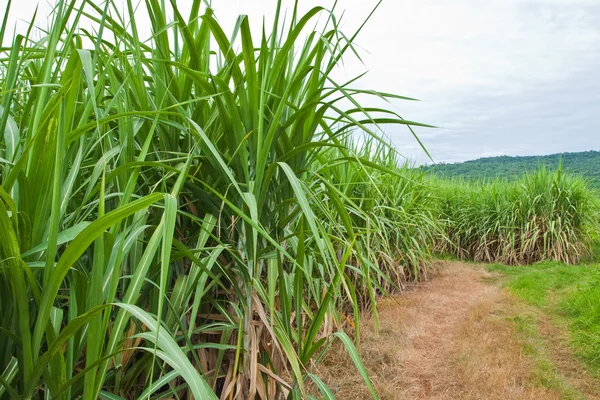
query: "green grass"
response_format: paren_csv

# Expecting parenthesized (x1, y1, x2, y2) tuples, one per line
(509, 313, 585, 399)
(489, 260, 600, 377)
(563, 268, 600, 368)
(590, 240, 600, 263)
(488, 261, 594, 307)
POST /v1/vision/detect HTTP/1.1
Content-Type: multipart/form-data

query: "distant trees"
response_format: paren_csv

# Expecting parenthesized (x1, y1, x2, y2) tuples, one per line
(420, 151, 600, 188)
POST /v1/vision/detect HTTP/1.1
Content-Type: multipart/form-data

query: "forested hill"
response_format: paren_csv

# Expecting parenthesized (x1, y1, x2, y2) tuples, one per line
(420, 150, 600, 188)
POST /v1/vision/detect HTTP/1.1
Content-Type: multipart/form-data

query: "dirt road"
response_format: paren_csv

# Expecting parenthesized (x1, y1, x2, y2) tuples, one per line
(316, 261, 600, 399)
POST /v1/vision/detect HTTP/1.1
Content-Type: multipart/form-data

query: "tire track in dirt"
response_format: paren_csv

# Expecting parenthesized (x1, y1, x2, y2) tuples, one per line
(315, 261, 599, 399)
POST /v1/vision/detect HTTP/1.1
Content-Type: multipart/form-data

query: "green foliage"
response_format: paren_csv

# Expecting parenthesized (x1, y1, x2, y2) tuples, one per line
(0, 1, 438, 399)
(434, 167, 600, 265)
(319, 136, 441, 291)
(422, 151, 600, 189)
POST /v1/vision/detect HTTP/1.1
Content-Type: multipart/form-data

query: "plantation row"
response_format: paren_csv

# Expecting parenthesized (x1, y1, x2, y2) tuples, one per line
(0, 1, 598, 399)
(433, 167, 599, 265)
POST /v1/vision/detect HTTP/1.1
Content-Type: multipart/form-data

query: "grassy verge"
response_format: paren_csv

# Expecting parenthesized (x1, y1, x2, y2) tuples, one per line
(510, 312, 586, 399)
(488, 259, 600, 379)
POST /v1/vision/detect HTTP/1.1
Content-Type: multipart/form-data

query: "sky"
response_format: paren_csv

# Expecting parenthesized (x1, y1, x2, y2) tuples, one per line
(4, 0, 600, 164)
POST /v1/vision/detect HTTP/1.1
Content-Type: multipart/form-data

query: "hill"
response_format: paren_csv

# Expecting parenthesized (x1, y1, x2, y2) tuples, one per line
(421, 151, 600, 188)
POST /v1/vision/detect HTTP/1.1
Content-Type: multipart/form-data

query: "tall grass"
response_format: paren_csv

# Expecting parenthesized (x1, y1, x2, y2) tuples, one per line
(319, 136, 440, 286)
(305, 135, 441, 332)
(435, 167, 600, 265)
(0, 1, 436, 398)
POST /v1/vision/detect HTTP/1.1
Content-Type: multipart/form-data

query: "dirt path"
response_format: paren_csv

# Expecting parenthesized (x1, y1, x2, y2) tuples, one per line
(316, 261, 600, 399)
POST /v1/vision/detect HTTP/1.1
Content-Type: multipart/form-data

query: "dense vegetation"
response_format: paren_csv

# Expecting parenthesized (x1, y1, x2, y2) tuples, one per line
(1, 1, 598, 399)
(0, 1, 438, 399)
(434, 167, 600, 265)
(421, 151, 600, 189)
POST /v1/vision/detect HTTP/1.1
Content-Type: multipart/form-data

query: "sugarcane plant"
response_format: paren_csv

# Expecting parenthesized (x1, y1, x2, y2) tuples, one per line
(0, 0, 436, 398)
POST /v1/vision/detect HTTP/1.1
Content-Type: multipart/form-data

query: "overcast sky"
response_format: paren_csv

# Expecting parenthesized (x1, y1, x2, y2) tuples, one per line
(5, 0, 600, 164)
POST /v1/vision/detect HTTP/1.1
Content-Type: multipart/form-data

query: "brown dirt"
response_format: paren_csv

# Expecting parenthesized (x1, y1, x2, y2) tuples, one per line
(314, 261, 600, 399)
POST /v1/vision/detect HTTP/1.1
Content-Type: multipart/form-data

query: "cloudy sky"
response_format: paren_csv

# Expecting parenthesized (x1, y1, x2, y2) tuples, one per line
(6, 0, 600, 164)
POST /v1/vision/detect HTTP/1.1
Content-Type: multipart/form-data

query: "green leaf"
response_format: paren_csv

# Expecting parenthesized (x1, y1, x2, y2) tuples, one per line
(32, 193, 162, 360)
(117, 304, 218, 400)
(334, 332, 378, 399)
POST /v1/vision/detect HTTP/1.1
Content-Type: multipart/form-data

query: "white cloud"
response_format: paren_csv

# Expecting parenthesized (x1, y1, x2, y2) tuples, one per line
(4, 0, 599, 164)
